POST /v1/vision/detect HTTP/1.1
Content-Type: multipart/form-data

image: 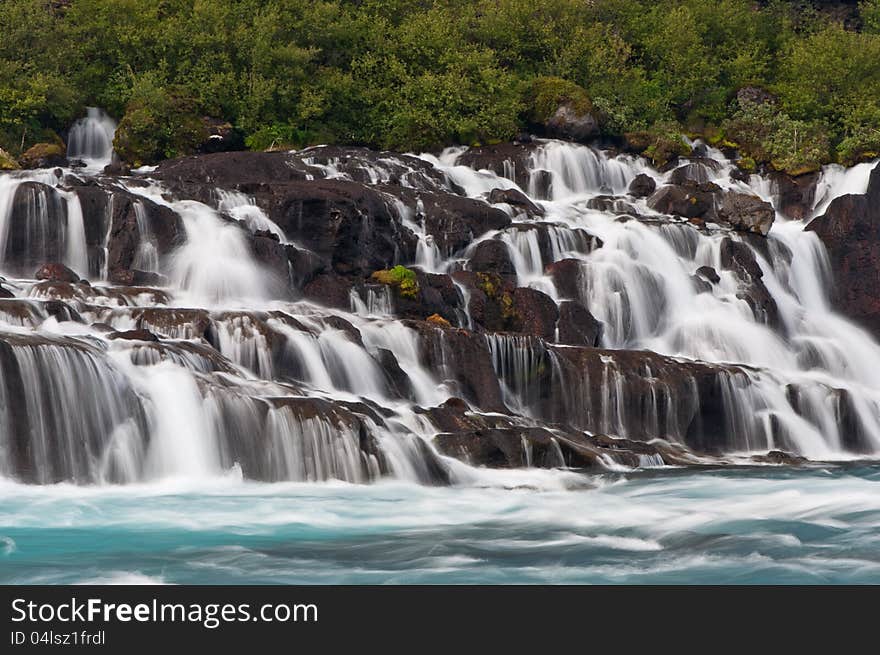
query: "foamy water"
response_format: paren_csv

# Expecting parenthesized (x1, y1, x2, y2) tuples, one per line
(2, 465, 879, 584)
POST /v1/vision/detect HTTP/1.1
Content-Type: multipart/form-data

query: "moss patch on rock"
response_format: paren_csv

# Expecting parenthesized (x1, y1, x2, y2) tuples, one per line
(370, 265, 420, 299)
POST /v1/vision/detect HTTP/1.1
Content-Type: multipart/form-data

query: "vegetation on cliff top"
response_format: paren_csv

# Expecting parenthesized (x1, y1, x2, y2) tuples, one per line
(1, 0, 879, 171)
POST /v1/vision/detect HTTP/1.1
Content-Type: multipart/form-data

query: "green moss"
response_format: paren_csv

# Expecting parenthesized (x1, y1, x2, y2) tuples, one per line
(736, 156, 757, 173)
(370, 265, 420, 300)
(529, 76, 593, 124)
(477, 273, 501, 300)
(626, 121, 691, 167)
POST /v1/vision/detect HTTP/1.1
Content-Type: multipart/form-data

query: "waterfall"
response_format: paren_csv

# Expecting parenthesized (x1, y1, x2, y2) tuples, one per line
(2, 133, 880, 488)
(67, 107, 117, 168)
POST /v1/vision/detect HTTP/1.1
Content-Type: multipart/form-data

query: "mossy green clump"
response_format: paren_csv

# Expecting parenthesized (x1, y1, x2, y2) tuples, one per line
(736, 156, 757, 173)
(627, 121, 692, 168)
(529, 76, 593, 124)
(371, 265, 419, 300)
(475, 272, 497, 298)
(499, 292, 517, 323)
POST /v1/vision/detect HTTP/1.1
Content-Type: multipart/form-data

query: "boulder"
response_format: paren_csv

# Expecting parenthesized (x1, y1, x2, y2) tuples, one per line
(716, 190, 775, 236)
(628, 173, 656, 198)
(487, 187, 544, 216)
(468, 239, 516, 278)
(770, 171, 820, 220)
(107, 329, 160, 342)
(456, 142, 539, 188)
(719, 238, 779, 328)
(303, 272, 354, 310)
(647, 184, 713, 219)
(34, 262, 79, 283)
(19, 142, 66, 169)
(530, 77, 599, 142)
(407, 320, 506, 411)
(556, 300, 602, 347)
(545, 104, 599, 142)
(695, 265, 720, 284)
(414, 191, 511, 256)
(512, 287, 558, 341)
(3, 183, 68, 272)
(669, 161, 720, 186)
(545, 258, 585, 300)
(109, 269, 168, 287)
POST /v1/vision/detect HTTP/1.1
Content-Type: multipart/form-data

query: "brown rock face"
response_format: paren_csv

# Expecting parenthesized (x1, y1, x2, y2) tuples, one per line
(716, 191, 775, 236)
(806, 164, 880, 336)
(34, 262, 80, 283)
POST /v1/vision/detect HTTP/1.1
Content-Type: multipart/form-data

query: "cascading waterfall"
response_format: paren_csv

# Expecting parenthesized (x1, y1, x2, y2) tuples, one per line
(67, 107, 117, 168)
(2, 124, 880, 489)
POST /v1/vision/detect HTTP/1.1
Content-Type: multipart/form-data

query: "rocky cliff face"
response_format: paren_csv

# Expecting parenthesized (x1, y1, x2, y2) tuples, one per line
(807, 164, 880, 336)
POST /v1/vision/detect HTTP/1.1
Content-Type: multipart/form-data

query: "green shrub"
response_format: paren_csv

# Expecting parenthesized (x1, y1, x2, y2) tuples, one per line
(625, 121, 692, 167)
(724, 100, 830, 175)
(113, 75, 207, 166)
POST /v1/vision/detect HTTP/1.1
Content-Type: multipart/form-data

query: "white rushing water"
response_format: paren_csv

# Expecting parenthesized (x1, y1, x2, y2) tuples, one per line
(67, 108, 117, 169)
(0, 132, 879, 488)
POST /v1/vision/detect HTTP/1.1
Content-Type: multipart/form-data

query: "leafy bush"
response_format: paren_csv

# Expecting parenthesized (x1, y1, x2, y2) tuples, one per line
(724, 101, 830, 175)
(113, 75, 207, 165)
(0, 0, 877, 164)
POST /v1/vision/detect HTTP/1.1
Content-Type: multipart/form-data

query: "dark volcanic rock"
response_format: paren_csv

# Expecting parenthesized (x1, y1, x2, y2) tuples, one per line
(716, 190, 774, 236)
(456, 143, 540, 188)
(770, 171, 820, 220)
(669, 162, 719, 186)
(719, 238, 780, 328)
(104, 191, 184, 280)
(415, 192, 511, 256)
(303, 272, 354, 310)
(628, 173, 656, 198)
(695, 265, 720, 284)
(557, 301, 602, 347)
(511, 287, 558, 340)
(2, 183, 68, 273)
(109, 269, 167, 287)
(545, 258, 584, 300)
(262, 180, 419, 276)
(35, 262, 79, 283)
(408, 320, 506, 412)
(806, 163, 880, 335)
(155, 151, 311, 188)
(468, 239, 516, 278)
(487, 187, 544, 216)
(647, 184, 713, 219)
(108, 329, 160, 342)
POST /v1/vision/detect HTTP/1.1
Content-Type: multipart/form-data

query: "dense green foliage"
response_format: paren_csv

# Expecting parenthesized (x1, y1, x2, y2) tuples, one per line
(1, 0, 878, 170)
